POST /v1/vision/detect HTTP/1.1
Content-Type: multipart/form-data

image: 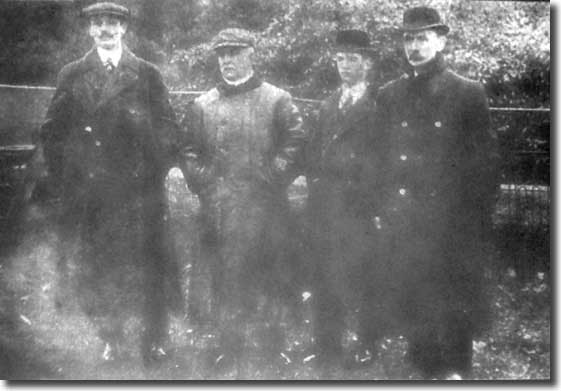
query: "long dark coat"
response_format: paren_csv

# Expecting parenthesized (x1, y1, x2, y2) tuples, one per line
(181, 77, 307, 327)
(306, 85, 382, 310)
(40, 47, 181, 340)
(368, 55, 499, 346)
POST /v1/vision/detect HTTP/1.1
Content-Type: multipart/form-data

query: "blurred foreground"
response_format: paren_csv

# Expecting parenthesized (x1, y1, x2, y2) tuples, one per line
(0, 169, 550, 380)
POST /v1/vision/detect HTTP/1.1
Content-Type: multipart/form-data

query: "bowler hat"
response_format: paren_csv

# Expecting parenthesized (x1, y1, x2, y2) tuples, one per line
(401, 6, 449, 35)
(211, 28, 256, 51)
(335, 29, 376, 57)
(82, 2, 130, 21)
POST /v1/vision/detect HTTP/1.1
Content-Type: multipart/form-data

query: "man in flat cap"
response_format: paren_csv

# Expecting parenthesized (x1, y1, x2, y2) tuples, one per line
(304, 29, 382, 370)
(369, 6, 499, 379)
(181, 27, 307, 373)
(40, 1, 181, 366)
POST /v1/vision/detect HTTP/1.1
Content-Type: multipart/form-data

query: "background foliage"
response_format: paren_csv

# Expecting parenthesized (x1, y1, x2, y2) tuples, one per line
(0, 0, 551, 184)
(0, 0, 550, 104)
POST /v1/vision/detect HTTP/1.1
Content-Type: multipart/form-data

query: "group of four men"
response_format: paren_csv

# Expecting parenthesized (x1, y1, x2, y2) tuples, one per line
(40, 1, 498, 379)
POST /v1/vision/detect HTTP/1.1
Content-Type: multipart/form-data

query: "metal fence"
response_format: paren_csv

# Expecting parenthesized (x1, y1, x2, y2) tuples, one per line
(0, 85, 551, 274)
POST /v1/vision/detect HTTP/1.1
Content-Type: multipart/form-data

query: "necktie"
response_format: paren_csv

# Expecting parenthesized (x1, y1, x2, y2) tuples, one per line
(340, 93, 353, 112)
(104, 59, 115, 73)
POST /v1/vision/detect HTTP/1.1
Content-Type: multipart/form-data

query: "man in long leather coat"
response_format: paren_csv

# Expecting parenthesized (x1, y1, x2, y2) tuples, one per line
(369, 7, 499, 379)
(181, 28, 307, 373)
(40, 2, 181, 366)
(305, 30, 382, 369)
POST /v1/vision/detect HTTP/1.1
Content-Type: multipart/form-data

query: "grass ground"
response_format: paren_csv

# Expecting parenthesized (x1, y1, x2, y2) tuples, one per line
(0, 170, 550, 380)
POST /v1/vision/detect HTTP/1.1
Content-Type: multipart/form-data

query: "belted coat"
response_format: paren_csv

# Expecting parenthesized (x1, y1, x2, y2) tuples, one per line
(181, 76, 307, 314)
(40, 46, 181, 329)
(368, 55, 499, 338)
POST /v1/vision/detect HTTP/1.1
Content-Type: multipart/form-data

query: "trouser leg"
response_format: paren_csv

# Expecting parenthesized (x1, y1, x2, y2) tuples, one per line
(440, 310, 473, 377)
(314, 282, 344, 361)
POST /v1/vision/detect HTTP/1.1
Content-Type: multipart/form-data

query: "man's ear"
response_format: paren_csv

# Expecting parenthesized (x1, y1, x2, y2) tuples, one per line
(364, 57, 374, 72)
(88, 22, 95, 38)
(120, 21, 128, 34)
(436, 34, 447, 52)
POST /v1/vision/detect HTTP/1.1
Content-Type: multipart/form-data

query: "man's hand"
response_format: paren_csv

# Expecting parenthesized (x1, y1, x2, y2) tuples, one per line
(273, 157, 288, 172)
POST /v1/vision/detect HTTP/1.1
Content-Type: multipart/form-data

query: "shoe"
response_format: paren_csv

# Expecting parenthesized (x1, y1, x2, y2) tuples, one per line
(444, 372, 463, 380)
(102, 342, 122, 362)
(342, 347, 374, 370)
(142, 344, 168, 368)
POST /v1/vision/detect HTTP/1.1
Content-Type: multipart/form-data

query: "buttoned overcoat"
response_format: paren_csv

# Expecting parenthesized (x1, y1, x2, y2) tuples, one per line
(306, 85, 383, 310)
(368, 55, 499, 342)
(41, 47, 180, 333)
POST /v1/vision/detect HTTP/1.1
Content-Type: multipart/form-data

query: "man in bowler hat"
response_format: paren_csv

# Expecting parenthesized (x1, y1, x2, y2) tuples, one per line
(305, 29, 382, 370)
(40, 1, 181, 366)
(369, 6, 499, 379)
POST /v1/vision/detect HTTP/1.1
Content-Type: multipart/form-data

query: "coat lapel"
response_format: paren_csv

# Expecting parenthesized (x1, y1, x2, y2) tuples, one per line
(97, 47, 140, 110)
(334, 87, 373, 140)
(72, 49, 107, 114)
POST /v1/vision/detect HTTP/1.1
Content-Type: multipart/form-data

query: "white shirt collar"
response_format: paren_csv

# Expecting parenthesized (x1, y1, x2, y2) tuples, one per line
(97, 45, 123, 68)
(223, 71, 254, 86)
(339, 81, 368, 109)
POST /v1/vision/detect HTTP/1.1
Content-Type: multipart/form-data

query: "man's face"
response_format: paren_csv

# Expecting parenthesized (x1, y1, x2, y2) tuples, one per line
(216, 46, 254, 83)
(335, 51, 372, 86)
(403, 29, 446, 68)
(89, 15, 127, 50)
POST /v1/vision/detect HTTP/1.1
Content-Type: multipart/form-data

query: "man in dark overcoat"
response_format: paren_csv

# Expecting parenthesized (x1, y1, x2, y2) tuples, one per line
(305, 30, 382, 369)
(40, 1, 181, 365)
(369, 6, 499, 379)
(181, 28, 307, 373)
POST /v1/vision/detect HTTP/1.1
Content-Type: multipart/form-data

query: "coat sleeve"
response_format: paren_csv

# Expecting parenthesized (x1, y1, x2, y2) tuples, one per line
(147, 65, 181, 171)
(40, 64, 74, 190)
(271, 93, 308, 185)
(460, 81, 500, 234)
(303, 101, 327, 182)
(360, 86, 392, 218)
(178, 99, 214, 195)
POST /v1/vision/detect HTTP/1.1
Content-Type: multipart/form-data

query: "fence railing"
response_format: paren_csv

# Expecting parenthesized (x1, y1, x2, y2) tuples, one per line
(0, 84, 550, 232)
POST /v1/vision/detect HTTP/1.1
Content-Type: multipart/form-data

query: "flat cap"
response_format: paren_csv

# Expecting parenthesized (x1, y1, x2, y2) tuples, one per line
(335, 29, 376, 57)
(401, 6, 449, 34)
(82, 2, 130, 20)
(210, 28, 256, 51)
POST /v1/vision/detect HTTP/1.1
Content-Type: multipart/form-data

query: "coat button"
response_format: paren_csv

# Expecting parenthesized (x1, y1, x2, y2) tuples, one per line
(332, 134, 339, 141)
(95, 140, 101, 147)
(88, 173, 94, 179)
(400, 154, 408, 161)
(401, 121, 408, 128)
(85, 126, 92, 132)
(399, 188, 407, 196)
(434, 121, 442, 128)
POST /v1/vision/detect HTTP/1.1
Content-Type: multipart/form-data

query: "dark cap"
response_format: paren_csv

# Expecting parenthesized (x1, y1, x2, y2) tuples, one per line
(210, 28, 256, 51)
(335, 29, 376, 57)
(82, 2, 130, 21)
(401, 6, 449, 35)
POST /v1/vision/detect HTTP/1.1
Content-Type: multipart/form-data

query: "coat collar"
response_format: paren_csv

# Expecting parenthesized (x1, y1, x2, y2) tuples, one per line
(405, 52, 447, 82)
(216, 74, 263, 97)
(80, 46, 141, 111)
(323, 83, 376, 142)
(82, 45, 141, 74)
